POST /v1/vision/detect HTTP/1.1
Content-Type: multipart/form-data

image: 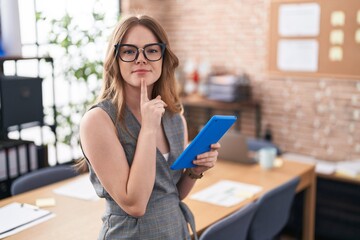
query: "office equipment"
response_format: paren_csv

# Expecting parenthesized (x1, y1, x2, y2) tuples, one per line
(287, 173, 360, 240)
(269, 0, 360, 79)
(311, 173, 360, 239)
(171, 115, 237, 170)
(11, 165, 78, 195)
(0, 76, 43, 136)
(199, 201, 258, 240)
(0, 56, 60, 164)
(0, 202, 54, 238)
(218, 131, 256, 164)
(206, 74, 251, 102)
(0, 140, 40, 199)
(248, 177, 300, 240)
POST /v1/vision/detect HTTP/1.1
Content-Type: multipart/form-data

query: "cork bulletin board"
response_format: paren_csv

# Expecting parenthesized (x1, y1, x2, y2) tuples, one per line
(269, 0, 360, 79)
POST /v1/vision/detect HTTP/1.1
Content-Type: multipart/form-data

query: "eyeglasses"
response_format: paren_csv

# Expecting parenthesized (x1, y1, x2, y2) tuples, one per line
(114, 43, 166, 62)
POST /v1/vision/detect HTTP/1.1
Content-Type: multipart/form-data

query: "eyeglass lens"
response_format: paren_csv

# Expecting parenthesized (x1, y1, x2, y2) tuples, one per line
(118, 44, 163, 62)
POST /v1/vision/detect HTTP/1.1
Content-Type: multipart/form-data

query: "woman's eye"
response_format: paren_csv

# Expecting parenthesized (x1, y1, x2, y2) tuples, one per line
(146, 48, 159, 54)
(124, 50, 135, 55)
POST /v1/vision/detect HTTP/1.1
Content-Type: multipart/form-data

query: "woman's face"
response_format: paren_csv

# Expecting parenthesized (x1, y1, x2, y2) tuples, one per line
(118, 25, 163, 88)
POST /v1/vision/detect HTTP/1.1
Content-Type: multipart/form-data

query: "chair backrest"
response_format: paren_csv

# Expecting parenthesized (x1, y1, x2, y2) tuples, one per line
(199, 201, 259, 240)
(248, 177, 300, 240)
(11, 165, 78, 195)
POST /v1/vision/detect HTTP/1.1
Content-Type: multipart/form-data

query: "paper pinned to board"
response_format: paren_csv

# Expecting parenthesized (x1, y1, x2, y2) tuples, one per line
(0, 202, 55, 238)
(329, 46, 343, 61)
(277, 39, 319, 72)
(330, 30, 344, 45)
(331, 11, 345, 27)
(278, 3, 320, 37)
(190, 180, 262, 207)
(355, 29, 360, 44)
(53, 175, 99, 201)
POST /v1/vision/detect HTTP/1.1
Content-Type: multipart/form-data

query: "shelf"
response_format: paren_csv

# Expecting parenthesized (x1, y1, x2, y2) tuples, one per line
(181, 94, 262, 139)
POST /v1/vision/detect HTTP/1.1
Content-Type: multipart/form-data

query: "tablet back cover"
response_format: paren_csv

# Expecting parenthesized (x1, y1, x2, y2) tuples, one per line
(170, 115, 237, 170)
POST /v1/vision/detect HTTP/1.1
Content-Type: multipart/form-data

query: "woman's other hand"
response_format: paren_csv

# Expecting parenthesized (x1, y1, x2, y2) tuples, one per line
(192, 142, 221, 175)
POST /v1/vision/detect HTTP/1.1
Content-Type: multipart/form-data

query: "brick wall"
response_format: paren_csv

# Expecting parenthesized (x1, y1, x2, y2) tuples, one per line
(122, 0, 360, 161)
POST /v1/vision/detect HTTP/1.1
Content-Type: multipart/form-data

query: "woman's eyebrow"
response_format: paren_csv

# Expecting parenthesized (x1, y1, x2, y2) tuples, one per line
(121, 43, 159, 47)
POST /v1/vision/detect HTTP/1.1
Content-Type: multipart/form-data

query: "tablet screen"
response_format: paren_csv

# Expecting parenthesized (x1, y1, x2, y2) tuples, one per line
(170, 115, 237, 170)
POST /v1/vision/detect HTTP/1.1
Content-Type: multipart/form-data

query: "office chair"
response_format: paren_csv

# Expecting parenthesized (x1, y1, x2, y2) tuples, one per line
(248, 177, 300, 240)
(11, 165, 78, 195)
(199, 201, 259, 240)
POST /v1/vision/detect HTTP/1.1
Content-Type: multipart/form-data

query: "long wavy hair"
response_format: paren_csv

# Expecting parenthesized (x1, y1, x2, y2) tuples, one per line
(100, 14, 182, 121)
(76, 15, 181, 172)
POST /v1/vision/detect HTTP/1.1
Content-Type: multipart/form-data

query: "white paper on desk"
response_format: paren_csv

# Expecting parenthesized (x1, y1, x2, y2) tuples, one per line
(53, 175, 99, 201)
(315, 160, 336, 175)
(336, 160, 360, 177)
(282, 153, 316, 164)
(190, 180, 262, 207)
(0, 202, 55, 238)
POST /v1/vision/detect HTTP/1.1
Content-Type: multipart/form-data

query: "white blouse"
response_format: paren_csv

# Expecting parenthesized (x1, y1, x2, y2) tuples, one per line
(163, 152, 170, 161)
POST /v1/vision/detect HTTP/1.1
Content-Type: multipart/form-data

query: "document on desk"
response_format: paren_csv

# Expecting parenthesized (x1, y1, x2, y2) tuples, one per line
(190, 180, 262, 207)
(0, 202, 55, 238)
(53, 174, 99, 201)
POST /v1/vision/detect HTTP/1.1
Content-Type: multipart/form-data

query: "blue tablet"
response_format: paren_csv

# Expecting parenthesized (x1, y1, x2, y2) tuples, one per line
(170, 115, 237, 170)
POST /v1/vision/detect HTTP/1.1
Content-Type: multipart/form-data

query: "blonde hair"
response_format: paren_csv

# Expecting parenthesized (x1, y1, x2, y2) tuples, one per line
(76, 15, 182, 172)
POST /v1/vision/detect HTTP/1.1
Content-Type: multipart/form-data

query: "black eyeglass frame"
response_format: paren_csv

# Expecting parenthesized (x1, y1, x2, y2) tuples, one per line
(114, 43, 166, 62)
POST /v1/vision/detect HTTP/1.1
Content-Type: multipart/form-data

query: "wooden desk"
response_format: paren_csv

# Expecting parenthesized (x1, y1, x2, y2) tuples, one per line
(0, 177, 105, 240)
(181, 94, 261, 139)
(0, 160, 315, 240)
(184, 159, 316, 240)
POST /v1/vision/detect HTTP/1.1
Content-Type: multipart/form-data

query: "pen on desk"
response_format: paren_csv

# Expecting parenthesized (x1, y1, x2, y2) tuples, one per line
(21, 203, 39, 211)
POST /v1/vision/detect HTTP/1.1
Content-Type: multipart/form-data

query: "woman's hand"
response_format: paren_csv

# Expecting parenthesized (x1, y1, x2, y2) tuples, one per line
(140, 78, 167, 130)
(191, 142, 221, 175)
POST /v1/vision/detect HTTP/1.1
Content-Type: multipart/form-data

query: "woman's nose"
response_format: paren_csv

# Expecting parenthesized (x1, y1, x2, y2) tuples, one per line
(135, 49, 147, 63)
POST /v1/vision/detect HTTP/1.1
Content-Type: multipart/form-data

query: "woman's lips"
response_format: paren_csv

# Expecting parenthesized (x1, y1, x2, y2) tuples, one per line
(132, 69, 150, 74)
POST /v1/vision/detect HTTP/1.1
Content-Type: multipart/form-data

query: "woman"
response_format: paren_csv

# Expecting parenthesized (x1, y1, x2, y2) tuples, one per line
(79, 15, 220, 239)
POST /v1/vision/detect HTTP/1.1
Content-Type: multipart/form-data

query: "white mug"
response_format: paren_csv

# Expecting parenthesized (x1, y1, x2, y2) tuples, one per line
(258, 147, 277, 170)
